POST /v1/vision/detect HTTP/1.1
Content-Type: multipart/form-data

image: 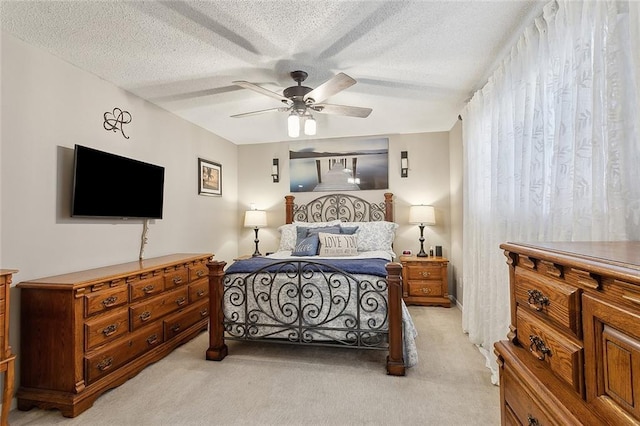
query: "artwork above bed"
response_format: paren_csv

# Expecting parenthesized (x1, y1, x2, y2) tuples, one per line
(289, 138, 389, 192)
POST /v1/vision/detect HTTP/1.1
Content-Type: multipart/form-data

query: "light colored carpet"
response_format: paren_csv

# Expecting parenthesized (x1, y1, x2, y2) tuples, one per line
(9, 306, 499, 425)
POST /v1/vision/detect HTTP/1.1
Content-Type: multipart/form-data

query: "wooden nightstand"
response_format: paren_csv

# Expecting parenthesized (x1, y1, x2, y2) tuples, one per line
(399, 256, 450, 307)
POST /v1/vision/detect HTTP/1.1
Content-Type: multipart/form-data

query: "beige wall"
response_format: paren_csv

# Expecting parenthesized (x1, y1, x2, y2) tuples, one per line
(237, 133, 454, 289)
(0, 32, 239, 394)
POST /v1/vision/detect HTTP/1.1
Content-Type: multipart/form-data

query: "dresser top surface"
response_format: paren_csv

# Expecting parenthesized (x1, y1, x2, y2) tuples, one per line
(17, 253, 213, 288)
(501, 241, 640, 273)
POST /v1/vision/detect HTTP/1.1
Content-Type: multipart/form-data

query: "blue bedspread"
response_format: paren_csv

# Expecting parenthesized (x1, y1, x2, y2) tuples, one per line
(225, 256, 390, 277)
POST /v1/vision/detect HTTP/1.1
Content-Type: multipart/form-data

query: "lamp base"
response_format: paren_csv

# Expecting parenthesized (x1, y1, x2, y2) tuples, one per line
(416, 224, 427, 257)
(252, 227, 262, 257)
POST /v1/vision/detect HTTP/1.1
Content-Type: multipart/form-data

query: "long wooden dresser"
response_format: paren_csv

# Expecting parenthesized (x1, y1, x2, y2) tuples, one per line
(496, 242, 640, 425)
(17, 253, 212, 417)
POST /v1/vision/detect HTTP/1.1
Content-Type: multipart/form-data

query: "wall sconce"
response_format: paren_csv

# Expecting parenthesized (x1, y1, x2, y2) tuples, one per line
(401, 151, 408, 178)
(271, 158, 279, 183)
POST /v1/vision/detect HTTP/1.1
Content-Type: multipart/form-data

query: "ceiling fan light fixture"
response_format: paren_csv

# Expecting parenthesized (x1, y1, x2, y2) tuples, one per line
(287, 112, 300, 138)
(304, 114, 316, 136)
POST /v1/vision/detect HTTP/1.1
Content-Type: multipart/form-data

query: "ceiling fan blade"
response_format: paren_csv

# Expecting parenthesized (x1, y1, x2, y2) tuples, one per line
(232, 80, 289, 102)
(313, 103, 372, 118)
(304, 73, 356, 103)
(231, 107, 289, 118)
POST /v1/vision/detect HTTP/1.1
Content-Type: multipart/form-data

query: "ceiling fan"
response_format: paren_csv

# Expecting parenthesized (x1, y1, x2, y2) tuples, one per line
(231, 70, 372, 137)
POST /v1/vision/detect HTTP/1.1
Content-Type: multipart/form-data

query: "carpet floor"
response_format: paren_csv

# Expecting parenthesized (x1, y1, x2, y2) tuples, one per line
(9, 306, 499, 425)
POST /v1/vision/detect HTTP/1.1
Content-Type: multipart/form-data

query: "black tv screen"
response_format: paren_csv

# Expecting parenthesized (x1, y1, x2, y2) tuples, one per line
(71, 145, 165, 219)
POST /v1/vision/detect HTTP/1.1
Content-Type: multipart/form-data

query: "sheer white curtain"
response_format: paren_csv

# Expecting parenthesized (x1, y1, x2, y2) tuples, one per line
(461, 0, 640, 383)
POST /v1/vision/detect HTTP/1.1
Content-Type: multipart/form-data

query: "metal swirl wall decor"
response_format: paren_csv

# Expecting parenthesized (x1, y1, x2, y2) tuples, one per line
(103, 107, 132, 139)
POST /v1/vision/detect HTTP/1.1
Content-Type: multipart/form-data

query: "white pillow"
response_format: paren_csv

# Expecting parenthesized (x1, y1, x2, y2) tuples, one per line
(340, 221, 398, 252)
(317, 232, 358, 256)
(277, 220, 342, 251)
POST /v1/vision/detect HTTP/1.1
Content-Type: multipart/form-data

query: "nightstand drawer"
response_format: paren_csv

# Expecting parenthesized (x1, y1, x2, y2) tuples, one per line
(406, 265, 442, 281)
(408, 281, 443, 297)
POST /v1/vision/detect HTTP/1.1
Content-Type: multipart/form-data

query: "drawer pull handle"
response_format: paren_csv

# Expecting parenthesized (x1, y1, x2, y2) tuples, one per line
(173, 277, 183, 285)
(200, 308, 208, 317)
(102, 296, 118, 307)
(197, 289, 206, 297)
(102, 324, 118, 337)
(196, 270, 206, 277)
(527, 414, 540, 426)
(171, 323, 181, 332)
(527, 289, 550, 311)
(139, 311, 151, 322)
(420, 271, 431, 278)
(176, 296, 187, 306)
(529, 335, 552, 361)
(421, 288, 431, 294)
(97, 357, 113, 371)
(142, 284, 155, 294)
(147, 334, 159, 345)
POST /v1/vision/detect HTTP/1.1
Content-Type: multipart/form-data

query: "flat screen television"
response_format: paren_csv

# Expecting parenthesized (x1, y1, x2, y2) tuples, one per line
(71, 144, 165, 219)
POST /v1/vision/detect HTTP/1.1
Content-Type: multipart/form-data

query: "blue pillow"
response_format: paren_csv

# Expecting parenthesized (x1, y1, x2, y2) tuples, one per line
(294, 226, 342, 255)
(295, 226, 341, 245)
(292, 234, 320, 256)
(340, 226, 359, 235)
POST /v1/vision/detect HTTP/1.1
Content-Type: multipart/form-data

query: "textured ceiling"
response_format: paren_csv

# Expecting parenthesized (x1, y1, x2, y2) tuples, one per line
(1, 0, 544, 145)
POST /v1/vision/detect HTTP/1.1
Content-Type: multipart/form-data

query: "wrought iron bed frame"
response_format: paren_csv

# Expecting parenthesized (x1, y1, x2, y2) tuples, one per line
(206, 192, 405, 376)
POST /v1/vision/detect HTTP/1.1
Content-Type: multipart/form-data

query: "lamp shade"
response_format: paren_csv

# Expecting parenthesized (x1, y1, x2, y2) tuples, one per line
(244, 210, 267, 228)
(409, 205, 436, 225)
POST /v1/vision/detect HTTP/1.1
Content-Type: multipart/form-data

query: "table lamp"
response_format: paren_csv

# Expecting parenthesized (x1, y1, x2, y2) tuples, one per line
(244, 209, 267, 257)
(409, 205, 435, 257)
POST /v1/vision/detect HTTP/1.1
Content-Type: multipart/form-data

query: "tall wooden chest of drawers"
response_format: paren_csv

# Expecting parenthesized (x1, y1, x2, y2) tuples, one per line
(16, 253, 212, 417)
(496, 242, 640, 425)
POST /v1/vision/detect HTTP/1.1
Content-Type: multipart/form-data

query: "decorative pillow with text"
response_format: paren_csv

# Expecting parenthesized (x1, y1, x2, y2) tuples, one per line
(317, 232, 358, 257)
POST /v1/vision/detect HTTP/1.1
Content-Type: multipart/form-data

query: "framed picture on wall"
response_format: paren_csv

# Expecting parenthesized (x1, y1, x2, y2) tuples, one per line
(289, 137, 389, 192)
(198, 158, 222, 196)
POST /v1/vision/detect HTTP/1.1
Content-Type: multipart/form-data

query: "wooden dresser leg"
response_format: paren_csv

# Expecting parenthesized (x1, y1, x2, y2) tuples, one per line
(1, 356, 15, 426)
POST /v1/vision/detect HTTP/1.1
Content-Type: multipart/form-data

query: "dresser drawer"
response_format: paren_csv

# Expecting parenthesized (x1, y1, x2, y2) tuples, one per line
(515, 267, 581, 337)
(408, 281, 443, 297)
(129, 287, 189, 331)
(189, 262, 208, 282)
(84, 323, 163, 385)
(516, 308, 584, 395)
(84, 284, 129, 317)
(85, 307, 129, 351)
(164, 268, 188, 289)
(188, 278, 209, 303)
(406, 264, 442, 281)
(163, 299, 208, 340)
(129, 273, 164, 302)
(503, 364, 558, 426)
